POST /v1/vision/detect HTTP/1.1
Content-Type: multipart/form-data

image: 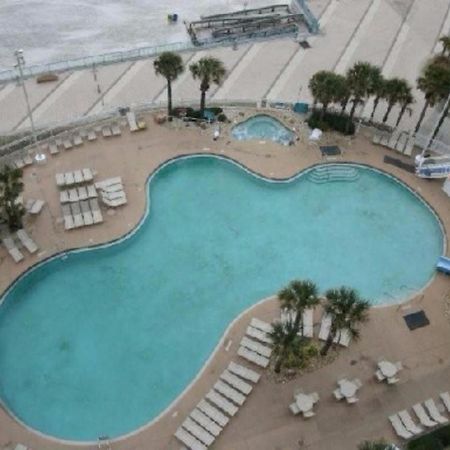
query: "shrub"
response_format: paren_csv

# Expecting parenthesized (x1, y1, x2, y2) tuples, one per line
(207, 107, 223, 115)
(217, 113, 228, 122)
(307, 110, 355, 135)
(408, 425, 450, 450)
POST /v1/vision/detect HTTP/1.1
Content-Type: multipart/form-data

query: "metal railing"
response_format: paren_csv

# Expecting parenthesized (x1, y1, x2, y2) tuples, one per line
(292, 0, 319, 33)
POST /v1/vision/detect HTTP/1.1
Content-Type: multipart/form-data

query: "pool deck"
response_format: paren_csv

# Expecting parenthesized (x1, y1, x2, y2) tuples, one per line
(1, 110, 450, 450)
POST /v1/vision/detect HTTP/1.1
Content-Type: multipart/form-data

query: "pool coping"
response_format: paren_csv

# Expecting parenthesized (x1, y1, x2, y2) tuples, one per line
(0, 154, 447, 445)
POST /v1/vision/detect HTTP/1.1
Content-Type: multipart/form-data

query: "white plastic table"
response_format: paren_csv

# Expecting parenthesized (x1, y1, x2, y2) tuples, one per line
(295, 393, 314, 413)
(379, 361, 397, 378)
(339, 380, 357, 398)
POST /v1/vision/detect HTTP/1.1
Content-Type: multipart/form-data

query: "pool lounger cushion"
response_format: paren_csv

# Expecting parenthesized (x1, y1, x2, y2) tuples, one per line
(403, 310, 430, 330)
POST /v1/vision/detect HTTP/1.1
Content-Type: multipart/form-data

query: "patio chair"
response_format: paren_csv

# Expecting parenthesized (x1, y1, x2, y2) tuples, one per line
(398, 410, 423, 435)
(87, 185, 98, 199)
(102, 125, 112, 137)
(318, 314, 332, 341)
(310, 392, 320, 403)
(389, 414, 413, 439)
(353, 378, 362, 388)
(14, 158, 25, 169)
(403, 135, 414, 156)
(48, 141, 59, 155)
(23, 154, 33, 165)
(375, 369, 385, 382)
(227, 361, 260, 383)
(388, 132, 400, 150)
(190, 409, 222, 437)
(174, 427, 206, 450)
(68, 189, 79, 203)
(333, 389, 343, 400)
(73, 170, 84, 184)
(440, 392, 450, 413)
(303, 410, 315, 418)
(126, 111, 139, 132)
(240, 336, 272, 358)
(89, 199, 104, 224)
(55, 173, 65, 187)
(424, 399, 448, 424)
(302, 308, 314, 338)
(80, 201, 94, 226)
(63, 136, 73, 150)
(413, 403, 437, 428)
(65, 172, 75, 186)
(29, 199, 45, 215)
(70, 202, 84, 228)
(395, 133, 408, 153)
(62, 204, 75, 230)
(289, 401, 301, 415)
(220, 370, 252, 395)
(111, 123, 122, 136)
(182, 417, 215, 446)
(213, 380, 246, 406)
(250, 318, 273, 334)
(60, 191, 70, 203)
(346, 396, 359, 404)
(206, 390, 238, 416)
(101, 193, 128, 208)
(372, 133, 382, 145)
(16, 230, 38, 254)
(82, 168, 94, 182)
(87, 129, 97, 141)
(78, 186, 88, 201)
(387, 376, 400, 385)
(73, 133, 83, 146)
(197, 399, 229, 427)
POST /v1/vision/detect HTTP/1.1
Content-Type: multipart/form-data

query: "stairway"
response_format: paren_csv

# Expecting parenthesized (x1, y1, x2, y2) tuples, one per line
(308, 165, 360, 183)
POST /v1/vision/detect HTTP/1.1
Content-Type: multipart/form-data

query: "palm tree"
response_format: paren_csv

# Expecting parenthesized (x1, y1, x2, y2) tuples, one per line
(358, 439, 388, 450)
(416, 56, 450, 132)
(439, 35, 450, 56)
(382, 78, 411, 124)
(346, 62, 382, 124)
(320, 286, 370, 356)
(0, 165, 25, 231)
(278, 280, 319, 334)
(308, 71, 344, 119)
(269, 320, 298, 373)
(395, 89, 414, 127)
(154, 52, 184, 116)
(190, 57, 226, 117)
(334, 74, 350, 115)
(369, 77, 387, 121)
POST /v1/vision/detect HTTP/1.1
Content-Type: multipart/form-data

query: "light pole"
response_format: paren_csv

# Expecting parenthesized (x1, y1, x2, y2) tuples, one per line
(15, 50, 38, 146)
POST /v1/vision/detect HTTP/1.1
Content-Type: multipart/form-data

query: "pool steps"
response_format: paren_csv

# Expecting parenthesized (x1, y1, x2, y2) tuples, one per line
(308, 165, 360, 183)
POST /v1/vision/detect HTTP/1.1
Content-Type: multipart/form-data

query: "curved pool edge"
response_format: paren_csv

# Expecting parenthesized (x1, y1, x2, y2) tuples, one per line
(0, 154, 446, 445)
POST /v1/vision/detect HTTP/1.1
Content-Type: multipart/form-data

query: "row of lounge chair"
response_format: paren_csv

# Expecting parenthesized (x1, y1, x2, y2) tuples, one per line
(372, 130, 414, 156)
(95, 177, 127, 208)
(389, 392, 450, 440)
(237, 318, 274, 368)
(174, 360, 261, 450)
(62, 199, 103, 230)
(60, 185, 97, 203)
(14, 154, 34, 169)
(55, 168, 95, 187)
(1, 230, 38, 263)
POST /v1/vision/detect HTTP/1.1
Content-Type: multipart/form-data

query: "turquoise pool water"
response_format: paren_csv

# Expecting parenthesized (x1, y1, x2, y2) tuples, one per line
(231, 114, 295, 145)
(0, 158, 443, 441)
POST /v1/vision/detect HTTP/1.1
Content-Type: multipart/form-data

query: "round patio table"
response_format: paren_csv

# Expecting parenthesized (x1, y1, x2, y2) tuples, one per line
(339, 380, 357, 398)
(379, 361, 397, 378)
(295, 393, 314, 413)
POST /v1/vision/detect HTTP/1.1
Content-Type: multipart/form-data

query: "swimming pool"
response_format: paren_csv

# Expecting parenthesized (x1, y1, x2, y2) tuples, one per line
(0, 158, 443, 441)
(231, 114, 295, 145)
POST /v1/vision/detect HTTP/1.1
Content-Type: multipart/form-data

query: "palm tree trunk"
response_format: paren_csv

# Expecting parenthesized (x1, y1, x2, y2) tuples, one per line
(382, 103, 394, 123)
(320, 102, 329, 120)
(370, 96, 380, 121)
(340, 98, 349, 116)
(431, 101, 450, 139)
(167, 79, 172, 116)
(294, 311, 302, 336)
(395, 104, 407, 127)
(320, 331, 334, 356)
(349, 99, 358, 122)
(200, 90, 206, 117)
(415, 100, 429, 133)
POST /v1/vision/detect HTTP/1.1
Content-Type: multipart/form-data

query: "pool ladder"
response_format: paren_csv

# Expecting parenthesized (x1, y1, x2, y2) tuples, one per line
(97, 436, 112, 449)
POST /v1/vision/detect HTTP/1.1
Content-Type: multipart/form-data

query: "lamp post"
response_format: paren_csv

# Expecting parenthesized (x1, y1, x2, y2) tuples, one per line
(15, 50, 38, 146)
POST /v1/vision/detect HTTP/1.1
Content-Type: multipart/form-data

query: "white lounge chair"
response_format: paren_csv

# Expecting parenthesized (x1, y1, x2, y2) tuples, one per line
(29, 199, 45, 215)
(73, 133, 83, 146)
(289, 401, 301, 415)
(14, 158, 25, 169)
(71, 202, 84, 228)
(16, 230, 38, 254)
(87, 185, 98, 199)
(440, 392, 450, 413)
(101, 193, 127, 208)
(99, 183, 123, 193)
(220, 370, 252, 395)
(60, 191, 70, 203)
(249, 318, 273, 334)
(65, 172, 75, 186)
(23, 154, 33, 165)
(82, 168, 94, 182)
(95, 177, 123, 189)
(62, 204, 75, 230)
(388, 132, 400, 150)
(227, 361, 260, 383)
(102, 190, 126, 201)
(2, 237, 24, 263)
(74, 170, 84, 184)
(63, 137, 73, 149)
(301, 309, 314, 338)
(126, 111, 139, 132)
(214, 380, 246, 406)
(78, 186, 88, 201)
(102, 126, 112, 137)
(387, 376, 400, 385)
(197, 400, 229, 427)
(389, 414, 413, 439)
(413, 403, 437, 428)
(55, 173, 65, 187)
(48, 141, 59, 155)
(111, 123, 122, 136)
(395, 133, 408, 153)
(398, 410, 423, 435)
(372, 133, 382, 145)
(89, 199, 103, 224)
(333, 329, 351, 347)
(240, 336, 272, 358)
(206, 390, 238, 416)
(246, 325, 272, 344)
(403, 135, 414, 156)
(281, 308, 295, 325)
(80, 201, 94, 226)
(68, 189, 79, 203)
(375, 369, 385, 382)
(87, 129, 97, 141)
(182, 417, 215, 446)
(238, 346, 269, 368)
(174, 427, 206, 450)
(424, 399, 448, 424)
(318, 314, 332, 341)
(190, 408, 222, 437)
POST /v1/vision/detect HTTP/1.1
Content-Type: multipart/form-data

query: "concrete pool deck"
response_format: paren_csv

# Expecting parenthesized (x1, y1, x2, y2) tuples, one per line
(0, 110, 450, 449)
